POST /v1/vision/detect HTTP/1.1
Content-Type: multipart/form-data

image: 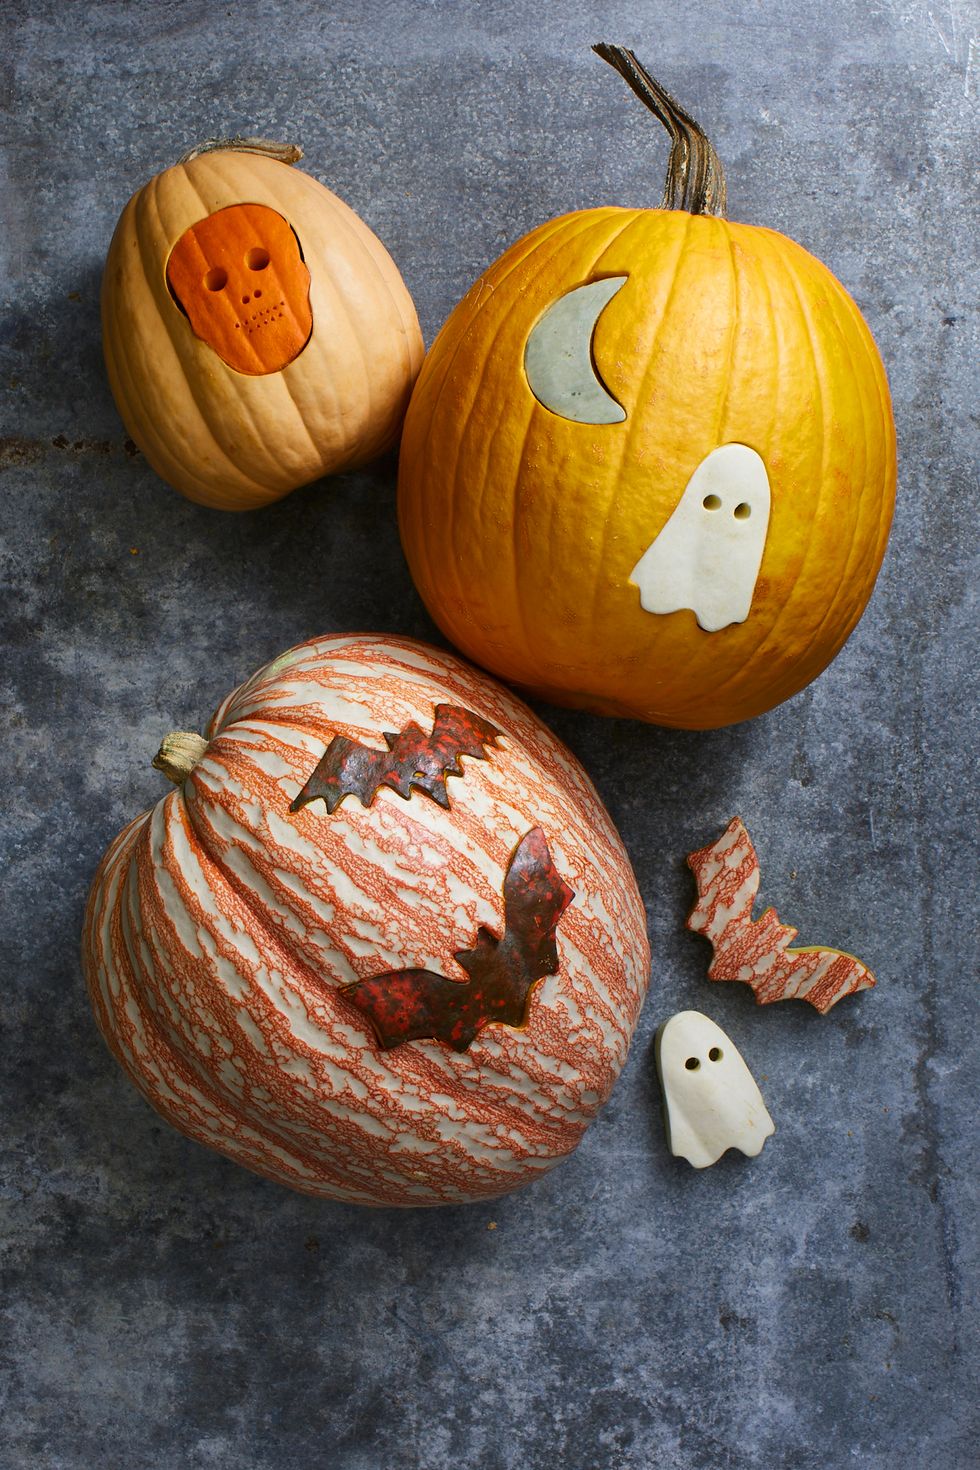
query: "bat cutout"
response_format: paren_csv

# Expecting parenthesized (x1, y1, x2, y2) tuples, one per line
(290, 704, 502, 815)
(344, 828, 575, 1052)
(687, 817, 876, 1014)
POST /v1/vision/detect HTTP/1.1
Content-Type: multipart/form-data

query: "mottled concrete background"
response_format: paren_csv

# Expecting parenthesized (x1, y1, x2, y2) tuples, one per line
(1, 2, 977, 1466)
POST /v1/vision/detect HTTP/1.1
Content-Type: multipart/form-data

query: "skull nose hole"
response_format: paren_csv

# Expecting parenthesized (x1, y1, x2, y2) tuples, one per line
(709, 1047, 724, 1062)
(734, 503, 751, 519)
(254, 289, 262, 299)
(685, 1057, 700, 1071)
(204, 267, 227, 292)
(241, 295, 250, 305)
(246, 247, 270, 271)
(702, 494, 721, 511)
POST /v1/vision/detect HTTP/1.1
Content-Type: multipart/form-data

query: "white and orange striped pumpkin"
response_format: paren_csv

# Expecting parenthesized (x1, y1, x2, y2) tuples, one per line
(82, 635, 650, 1206)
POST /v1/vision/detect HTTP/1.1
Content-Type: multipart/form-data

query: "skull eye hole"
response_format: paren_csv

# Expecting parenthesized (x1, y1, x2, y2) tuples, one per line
(702, 494, 722, 511)
(204, 267, 228, 292)
(246, 247, 270, 271)
(734, 503, 752, 520)
(708, 1046, 724, 1062)
(685, 1056, 700, 1071)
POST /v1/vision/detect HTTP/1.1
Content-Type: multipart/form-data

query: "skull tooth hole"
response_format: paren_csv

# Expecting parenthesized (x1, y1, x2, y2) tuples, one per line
(709, 1047, 723, 1062)
(204, 267, 227, 292)
(685, 1057, 700, 1071)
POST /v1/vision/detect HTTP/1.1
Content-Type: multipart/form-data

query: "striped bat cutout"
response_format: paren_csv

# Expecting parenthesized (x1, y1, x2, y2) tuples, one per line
(687, 817, 876, 1014)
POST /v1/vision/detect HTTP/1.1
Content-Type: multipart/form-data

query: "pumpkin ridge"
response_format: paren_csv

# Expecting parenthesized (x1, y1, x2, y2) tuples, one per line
(587, 210, 694, 674)
(140, 175, 275, 500)
(777, 245, 878, 684)
(679, 230, 831, 717)
(443, 212, 628, 659)
(409, 212, 610, 611)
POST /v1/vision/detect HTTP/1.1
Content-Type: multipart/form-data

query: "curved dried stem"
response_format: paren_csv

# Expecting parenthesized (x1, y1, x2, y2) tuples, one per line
(177, 137, 303, 166)
(593, 44, 727, 218)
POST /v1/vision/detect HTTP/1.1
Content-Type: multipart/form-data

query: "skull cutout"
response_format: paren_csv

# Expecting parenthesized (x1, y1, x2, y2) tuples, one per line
(166, 202, 313, 375)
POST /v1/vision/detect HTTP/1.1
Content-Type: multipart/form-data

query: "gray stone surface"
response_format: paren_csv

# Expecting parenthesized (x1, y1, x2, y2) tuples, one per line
(1, 1, 977, 1466)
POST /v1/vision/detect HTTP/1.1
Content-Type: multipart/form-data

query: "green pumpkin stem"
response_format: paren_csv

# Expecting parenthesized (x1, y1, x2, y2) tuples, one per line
(176, 137, 303, 166)
(593, 44, 727, 218)
(153, 731, 210, 784)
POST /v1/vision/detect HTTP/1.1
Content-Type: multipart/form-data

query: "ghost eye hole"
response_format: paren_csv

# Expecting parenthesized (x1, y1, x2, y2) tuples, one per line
(684, 1056, 700, 1071)
(204, 267, 228, 292)
(246, 247, 270, 271)
(733, 503, 751, 520)
(702, 494, 722, 511)
(708, 1046, 724, 1062)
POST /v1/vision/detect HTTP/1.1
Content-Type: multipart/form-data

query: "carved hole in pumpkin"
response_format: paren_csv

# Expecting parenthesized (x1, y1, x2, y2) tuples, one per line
(685, 1056, 700, 1071)
(734, 503, 751, 519)
(204, 267, 227, 292)
(254, 289, 262, 299)
(702, 494, 721, 511)
(246, 246, 270, 271)
(709, 1046, 724, 1062)
(241, 295, 250, 305)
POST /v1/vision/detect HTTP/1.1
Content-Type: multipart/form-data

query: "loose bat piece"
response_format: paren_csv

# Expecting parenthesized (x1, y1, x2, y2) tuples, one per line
(687, 817, 876, 1014)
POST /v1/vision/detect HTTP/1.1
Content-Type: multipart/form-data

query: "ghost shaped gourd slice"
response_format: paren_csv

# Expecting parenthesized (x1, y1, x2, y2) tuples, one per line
(655, 1011, 775, 1168)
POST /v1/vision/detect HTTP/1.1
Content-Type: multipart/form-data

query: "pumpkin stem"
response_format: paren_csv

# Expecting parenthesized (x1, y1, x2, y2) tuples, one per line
(593, 44, 727, 218)
(177, 137, 303, 166)
(153, 731, 210, 784)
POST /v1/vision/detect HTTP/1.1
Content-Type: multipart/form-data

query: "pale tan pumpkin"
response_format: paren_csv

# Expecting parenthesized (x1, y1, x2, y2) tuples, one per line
(103, 139, 424, 510)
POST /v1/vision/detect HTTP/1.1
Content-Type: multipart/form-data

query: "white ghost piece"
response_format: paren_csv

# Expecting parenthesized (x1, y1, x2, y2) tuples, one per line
(630, 443, 772, 632)
(655, 1011, 775, 1169)
(524, 277, 628, 424)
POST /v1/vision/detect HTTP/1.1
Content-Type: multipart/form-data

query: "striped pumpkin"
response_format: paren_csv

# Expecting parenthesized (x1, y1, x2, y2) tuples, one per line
(82, 635, 650, 1206)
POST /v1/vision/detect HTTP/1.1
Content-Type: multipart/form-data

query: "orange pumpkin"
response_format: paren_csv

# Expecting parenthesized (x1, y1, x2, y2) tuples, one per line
(103, 138, 424, 510)
(82, 635, 649, 1206)
(398, 48, 897, 728)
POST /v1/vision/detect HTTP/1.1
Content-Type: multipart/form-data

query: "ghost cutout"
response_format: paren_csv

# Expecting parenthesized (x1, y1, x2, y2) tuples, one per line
(655, 1010, 775, 1169)
(631, 444, 772, 632)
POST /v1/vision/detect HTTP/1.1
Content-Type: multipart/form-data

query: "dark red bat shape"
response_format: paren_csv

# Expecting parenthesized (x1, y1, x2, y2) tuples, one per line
(290, 704, 502, 815)
(343, 828, 575, 1052)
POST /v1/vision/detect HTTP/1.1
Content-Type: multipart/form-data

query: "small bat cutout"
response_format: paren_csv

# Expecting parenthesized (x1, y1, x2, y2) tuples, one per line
(290, 704, 502, 814)
(345, 828, 575, 1052)
(687, 817, 876, 1013)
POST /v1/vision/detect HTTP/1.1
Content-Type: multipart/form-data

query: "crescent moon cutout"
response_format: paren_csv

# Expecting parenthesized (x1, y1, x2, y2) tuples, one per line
(524, 276, 628, 424)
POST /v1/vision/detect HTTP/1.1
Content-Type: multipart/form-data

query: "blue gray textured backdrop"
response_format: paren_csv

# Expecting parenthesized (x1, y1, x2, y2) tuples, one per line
(1, 2, 977, 1467)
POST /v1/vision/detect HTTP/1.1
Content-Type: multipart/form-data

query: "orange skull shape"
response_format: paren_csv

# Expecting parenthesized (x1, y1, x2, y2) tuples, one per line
(166, 202, 313, 375)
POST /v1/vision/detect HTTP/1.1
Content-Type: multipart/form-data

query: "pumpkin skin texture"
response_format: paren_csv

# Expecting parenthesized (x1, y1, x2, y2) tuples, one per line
(398, 176, 896, 730)
(82, 635, 650, 1206)
(103, 145, 424, 510)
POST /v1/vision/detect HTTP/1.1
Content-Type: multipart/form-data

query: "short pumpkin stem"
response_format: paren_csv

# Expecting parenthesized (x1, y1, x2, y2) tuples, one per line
(177, 137, 303, 166)
(153, 731, 210, 784)
(593, 43, 727, 218)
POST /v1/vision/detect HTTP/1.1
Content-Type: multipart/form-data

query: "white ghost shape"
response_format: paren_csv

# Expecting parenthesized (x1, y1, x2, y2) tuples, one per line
(655, 1011, 775, 1169)
(630, 443, 772, 632)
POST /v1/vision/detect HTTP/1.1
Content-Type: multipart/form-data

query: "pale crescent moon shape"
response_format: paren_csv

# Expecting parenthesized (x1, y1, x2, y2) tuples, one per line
(524, 276, 628, 424)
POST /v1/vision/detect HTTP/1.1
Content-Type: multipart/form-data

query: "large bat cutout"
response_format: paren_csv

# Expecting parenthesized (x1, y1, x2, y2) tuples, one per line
(290, 704, 502, 814)
(687, 817, 876, 1014)
(344, 828, 575, 1052)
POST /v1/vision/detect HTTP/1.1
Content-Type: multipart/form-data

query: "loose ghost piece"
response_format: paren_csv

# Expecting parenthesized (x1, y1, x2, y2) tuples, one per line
(687, 817, 876, 1012)
(524, 277, 628, 423)
(656, 1011, 775, 1168)
(630, 444, 771, 632)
